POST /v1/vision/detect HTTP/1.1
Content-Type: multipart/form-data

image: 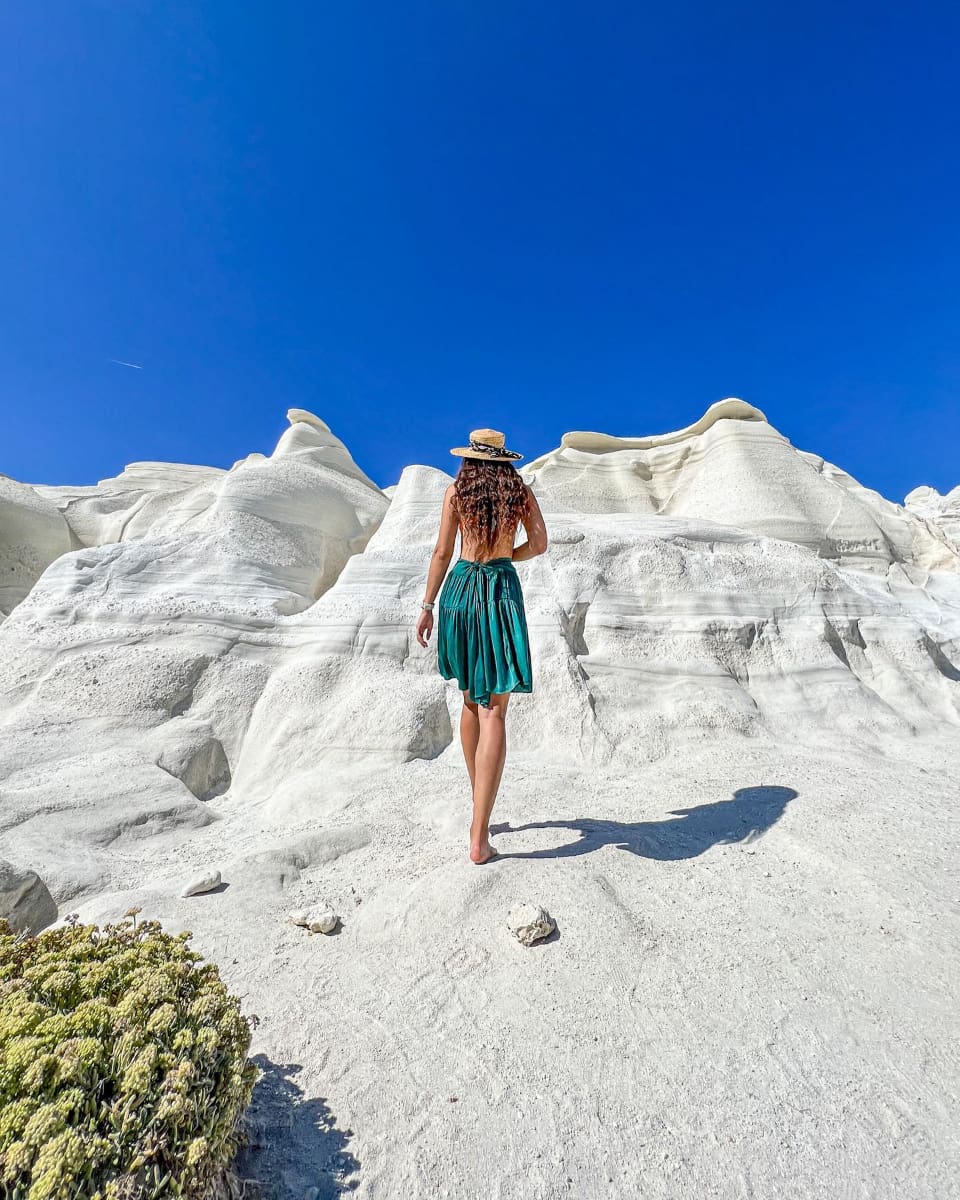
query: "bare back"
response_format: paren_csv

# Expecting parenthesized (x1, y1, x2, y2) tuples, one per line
(457, 483, 533, 561)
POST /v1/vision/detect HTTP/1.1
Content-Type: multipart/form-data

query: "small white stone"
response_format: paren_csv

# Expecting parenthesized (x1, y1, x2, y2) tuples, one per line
(180, 869, 221, 897)
(307, 908, 339, 934)
(507, 902, 555, 946)
(288, 905, 339, 934)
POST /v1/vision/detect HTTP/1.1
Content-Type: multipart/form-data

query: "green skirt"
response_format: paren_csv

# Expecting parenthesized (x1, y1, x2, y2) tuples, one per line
(436, 557, 533, 708)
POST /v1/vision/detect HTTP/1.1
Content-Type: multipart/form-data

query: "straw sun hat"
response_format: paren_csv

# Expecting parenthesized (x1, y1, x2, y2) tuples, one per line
(449, 428, 523, 462)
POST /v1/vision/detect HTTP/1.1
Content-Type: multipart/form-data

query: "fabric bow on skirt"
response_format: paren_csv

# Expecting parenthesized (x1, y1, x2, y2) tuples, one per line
(436, 557, 533, 708)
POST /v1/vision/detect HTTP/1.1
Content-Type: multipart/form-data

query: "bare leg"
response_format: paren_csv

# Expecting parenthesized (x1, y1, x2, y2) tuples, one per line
(459, 692, 480, 790)
(470, 692, 510, 863)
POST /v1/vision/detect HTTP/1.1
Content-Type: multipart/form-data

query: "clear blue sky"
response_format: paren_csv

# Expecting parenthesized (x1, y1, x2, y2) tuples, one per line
(2, 2, 957, 500)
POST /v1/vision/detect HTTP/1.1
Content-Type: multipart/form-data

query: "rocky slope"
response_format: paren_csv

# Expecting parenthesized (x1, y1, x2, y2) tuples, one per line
(1, 400, 958, 1199)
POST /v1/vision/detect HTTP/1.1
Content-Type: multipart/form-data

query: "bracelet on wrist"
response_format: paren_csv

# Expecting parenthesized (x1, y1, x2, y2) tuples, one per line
(421, 600, 435, 611)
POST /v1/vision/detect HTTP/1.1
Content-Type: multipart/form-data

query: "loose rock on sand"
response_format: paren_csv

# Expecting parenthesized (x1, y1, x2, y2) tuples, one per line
(180, 869, 222, 897)
(0, 859, 58, 934)
(507, 902, 556, 946)
(288, 906, 340, 934)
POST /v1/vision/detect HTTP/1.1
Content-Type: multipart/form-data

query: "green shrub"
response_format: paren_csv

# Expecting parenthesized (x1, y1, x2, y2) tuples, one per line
(0, 908, 259, 1199)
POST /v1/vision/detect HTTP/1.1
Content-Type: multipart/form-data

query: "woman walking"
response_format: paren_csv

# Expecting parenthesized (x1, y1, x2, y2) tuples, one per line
(416, 428, 548, 864)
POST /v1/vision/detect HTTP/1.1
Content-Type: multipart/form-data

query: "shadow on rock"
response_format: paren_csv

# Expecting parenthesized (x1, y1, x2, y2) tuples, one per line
(491, 785, 798, 861)
(233, 1054, 360, 1198)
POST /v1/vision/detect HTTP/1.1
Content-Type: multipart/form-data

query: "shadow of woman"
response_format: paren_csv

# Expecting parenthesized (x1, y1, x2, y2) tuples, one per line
(489, 785, 798, 861)
(232, 1053, 361, 1197)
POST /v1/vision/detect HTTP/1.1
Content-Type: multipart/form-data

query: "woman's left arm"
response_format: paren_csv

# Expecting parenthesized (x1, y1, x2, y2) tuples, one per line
(416, 485, 459, 646)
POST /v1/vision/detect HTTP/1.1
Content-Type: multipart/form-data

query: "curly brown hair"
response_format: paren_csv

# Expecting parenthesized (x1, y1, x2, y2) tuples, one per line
(453, 458, 529, 559)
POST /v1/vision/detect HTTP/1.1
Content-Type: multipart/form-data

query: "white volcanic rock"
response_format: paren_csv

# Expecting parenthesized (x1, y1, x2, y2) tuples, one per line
(18, 410, 388, 624)
(905, 484, 960, 552)
(30, 462, 227, 549)
(288, 905, 340, 934)
(2, 401, 959, 889)
(524, 398, 958, 572)
(231, 406, 960, 806)
(4, 402, 957, 885)
(224, 828, 372, 895)
(2, 400, 960, 1197)
(0, 474, 74, 619)
(180, 868, 222, 897)
(310, 909, 339, 933)
(506, 901, 556, 945)
(229, 464, 465, 807)
(149, 716, 232, 801)
(0, 859, 58, 934)
(0, 410, 387, 899)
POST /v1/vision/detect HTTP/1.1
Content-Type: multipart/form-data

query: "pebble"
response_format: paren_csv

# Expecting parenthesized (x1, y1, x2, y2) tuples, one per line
(288, 906, 340, 934)
(507, 901, 556, 946)
(180, 869, 221, 897)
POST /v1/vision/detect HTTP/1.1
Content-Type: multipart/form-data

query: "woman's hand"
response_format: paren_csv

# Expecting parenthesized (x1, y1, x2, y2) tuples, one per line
(416, 609, 434, 648)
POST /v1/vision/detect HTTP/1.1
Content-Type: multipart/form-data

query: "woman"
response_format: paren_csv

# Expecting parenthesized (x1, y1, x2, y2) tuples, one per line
(416, 428, 548, 865)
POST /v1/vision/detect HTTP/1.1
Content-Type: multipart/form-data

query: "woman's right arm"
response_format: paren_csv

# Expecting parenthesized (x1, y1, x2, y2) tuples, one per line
(512, 484, 548, 561)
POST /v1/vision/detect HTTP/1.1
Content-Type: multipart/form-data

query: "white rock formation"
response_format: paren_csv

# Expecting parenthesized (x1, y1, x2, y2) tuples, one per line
(0, 474, 74, 619)
(180, 869, 222, 897)
(30, 462, 228, 549)
(289, 906, 340, 934)
(905, 483, 960, 552)
(0, 410, 387, 899)
(1, 400, 959, 1197)
(0, 859, 58, 934)
(506, 901, 556, 945)
(3, 401, 959, 884)
(524, 399, 957, 571)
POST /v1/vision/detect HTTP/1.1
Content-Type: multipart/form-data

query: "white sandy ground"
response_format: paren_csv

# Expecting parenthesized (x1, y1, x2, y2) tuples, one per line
(64, 733, 960, 1200)
(2, 400, 959, 1198)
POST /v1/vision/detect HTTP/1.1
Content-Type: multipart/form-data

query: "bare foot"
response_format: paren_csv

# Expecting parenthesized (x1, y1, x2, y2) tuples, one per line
(469, 839, 497, 865)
